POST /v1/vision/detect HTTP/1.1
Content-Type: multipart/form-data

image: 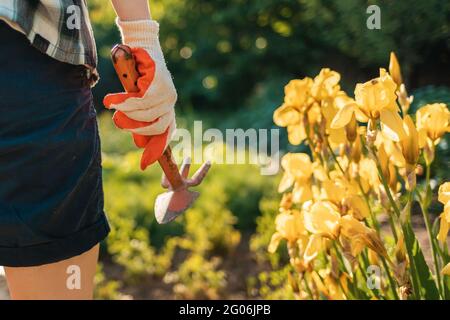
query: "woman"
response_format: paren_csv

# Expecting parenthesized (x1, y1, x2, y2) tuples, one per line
(0, 0, 177, 299)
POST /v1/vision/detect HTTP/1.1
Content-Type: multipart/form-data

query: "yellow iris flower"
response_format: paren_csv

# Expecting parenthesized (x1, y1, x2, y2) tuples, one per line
(303, 201, 341, 240)
(375, 133, 405, 168)
(284, 78, 314, 110)
(400, 115, 419, 168)
(331, 69, 406, 142)
(273, 78, 313, 145)
(343, 195, 370, 220)
(268, 209, 308, 253)
(278, 153, 313, 203)
(304, 234, 325, 264)
(438, 182, 450, 204)
(339, 215, 387, 258)
(310, 68, 341, 101)
(322, 94, 347, 146)
(358, 158, 380, 192)
(274, 69, 345, 146)
(389, 52, 403, 87)
(320, 179, 347, 206)
(416, 103, 450, 146)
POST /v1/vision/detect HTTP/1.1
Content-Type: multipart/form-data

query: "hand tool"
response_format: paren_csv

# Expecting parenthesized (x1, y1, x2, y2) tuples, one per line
(111, 44, 211, 224)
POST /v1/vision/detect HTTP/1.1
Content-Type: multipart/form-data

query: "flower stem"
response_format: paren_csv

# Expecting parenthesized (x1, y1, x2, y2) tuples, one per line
(325, 138, 346, 175)
(304, 116, 324, 166)
(370, 146, 421, 298)
(380, 256, 400, 300)
(359, 252, 382, 299)
(387, 211, 399, 242)
(369, 147, 400, 241)
(421, 164, 444, 297)
(303, 274, 314, 299)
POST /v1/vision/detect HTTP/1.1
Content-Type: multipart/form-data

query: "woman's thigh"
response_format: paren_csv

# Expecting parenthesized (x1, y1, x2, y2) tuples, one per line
(4, 244, 99, 300)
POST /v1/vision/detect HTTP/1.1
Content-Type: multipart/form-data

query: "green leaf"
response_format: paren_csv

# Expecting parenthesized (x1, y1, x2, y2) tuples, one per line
(403, 222, 440, 299)
(444, 275, 450, 300)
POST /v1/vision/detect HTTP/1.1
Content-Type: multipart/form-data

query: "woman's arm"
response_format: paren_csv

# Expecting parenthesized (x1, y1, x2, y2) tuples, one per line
(110, 0, 151, 21)
(104, 0, 178, 171)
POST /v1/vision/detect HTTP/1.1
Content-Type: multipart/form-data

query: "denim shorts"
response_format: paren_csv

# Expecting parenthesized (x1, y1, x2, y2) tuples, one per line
(0, 21, 110, 267)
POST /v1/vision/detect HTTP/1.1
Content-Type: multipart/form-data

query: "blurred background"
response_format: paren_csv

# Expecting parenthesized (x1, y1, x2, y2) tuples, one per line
(84, 0, 450, 299)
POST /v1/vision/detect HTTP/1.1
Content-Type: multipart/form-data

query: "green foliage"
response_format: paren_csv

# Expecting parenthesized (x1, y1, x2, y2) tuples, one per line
(94, 263, 123, 300)
(167, 254, 227, 299)
(182, 185, 241, 255)
(403, 222, 440, 299)
(250, 196, 287, 268)
(89, 0, 449, 116)
(248, 265, 296, 299)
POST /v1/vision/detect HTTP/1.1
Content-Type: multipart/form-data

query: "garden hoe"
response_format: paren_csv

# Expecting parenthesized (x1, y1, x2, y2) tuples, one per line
(111, 44, 211, 224)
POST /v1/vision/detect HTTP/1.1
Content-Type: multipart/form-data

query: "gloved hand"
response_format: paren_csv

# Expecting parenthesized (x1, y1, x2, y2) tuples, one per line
(103, 18, 177, 170)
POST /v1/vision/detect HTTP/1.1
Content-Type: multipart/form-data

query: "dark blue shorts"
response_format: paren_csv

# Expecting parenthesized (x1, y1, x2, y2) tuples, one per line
(0, 21, 110, 267)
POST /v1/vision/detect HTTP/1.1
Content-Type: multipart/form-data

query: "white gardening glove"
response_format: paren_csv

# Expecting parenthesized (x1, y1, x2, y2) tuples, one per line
(103, 19, 177, 169)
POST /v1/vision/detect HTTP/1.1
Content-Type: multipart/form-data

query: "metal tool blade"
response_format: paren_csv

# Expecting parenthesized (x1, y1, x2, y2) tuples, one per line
(154, 189, 200, 224)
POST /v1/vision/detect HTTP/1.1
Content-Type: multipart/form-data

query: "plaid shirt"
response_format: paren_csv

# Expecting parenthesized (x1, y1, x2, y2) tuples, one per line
(0, 0, 98, 86)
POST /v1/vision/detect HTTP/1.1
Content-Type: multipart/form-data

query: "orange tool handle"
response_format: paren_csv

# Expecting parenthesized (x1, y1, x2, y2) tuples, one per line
(111, 44, 184, 190)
